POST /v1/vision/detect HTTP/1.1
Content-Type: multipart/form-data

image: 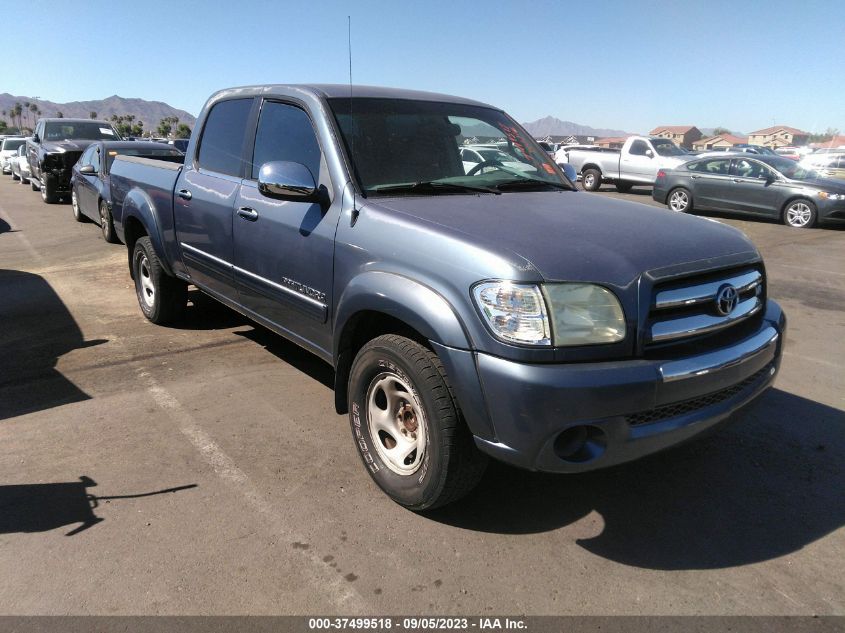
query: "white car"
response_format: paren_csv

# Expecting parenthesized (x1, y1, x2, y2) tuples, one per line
(10, 143, 32, 183)
(460, 146, 537, 174)
(1, 137, 26, 174)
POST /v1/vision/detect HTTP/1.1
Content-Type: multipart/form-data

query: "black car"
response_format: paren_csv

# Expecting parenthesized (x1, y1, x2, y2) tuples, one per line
(27, 118, 122, 203)
(653, 154, 845, 228)
(70, 141, 183, 242)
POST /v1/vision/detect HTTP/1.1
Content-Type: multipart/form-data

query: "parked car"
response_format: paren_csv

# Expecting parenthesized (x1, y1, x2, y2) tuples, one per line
(168, 138, 190, 152)
(798, 152, 845, 181)
(460, 145, 537, 173)
(26, 118, 122, 203)
(731, 144, 779, 156)
(561, 136, 691, 192)
(69, 141, 183, 242)
(10, 143, 32, 183)
(653, 154, 845, 228)
(1, 137, 26, 174)
(774, 146, 801, 160)
(108, 84, 785, 510)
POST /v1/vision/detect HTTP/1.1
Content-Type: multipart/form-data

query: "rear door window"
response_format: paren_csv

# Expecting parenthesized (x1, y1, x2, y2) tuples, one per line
(197, 98, 254, 176)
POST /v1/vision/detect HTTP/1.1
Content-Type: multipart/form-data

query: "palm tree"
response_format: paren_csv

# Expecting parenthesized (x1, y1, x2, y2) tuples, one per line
(89, 111, 97, 119)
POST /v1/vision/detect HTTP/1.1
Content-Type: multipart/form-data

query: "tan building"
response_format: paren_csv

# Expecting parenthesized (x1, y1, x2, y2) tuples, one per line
(692, 133, 748, 151)
(748, 125, 809, 148)
(595, 136, 629, 149)
(649, 125, 703, 149)
(810, 135, 845, 149)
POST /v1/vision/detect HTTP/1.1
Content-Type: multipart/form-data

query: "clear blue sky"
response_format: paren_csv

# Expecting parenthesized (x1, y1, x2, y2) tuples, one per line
(5, 0, 844, 134)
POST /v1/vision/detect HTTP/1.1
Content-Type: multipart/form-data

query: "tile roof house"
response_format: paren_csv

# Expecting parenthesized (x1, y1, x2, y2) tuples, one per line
(748, 125, 809, 148)
(649, 125, 703, 149)
(692, 133, 748, 151)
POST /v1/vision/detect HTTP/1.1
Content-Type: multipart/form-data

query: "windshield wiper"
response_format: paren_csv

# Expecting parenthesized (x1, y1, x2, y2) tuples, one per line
(370, 181, 501, 195)
(493, 179, 574, 192)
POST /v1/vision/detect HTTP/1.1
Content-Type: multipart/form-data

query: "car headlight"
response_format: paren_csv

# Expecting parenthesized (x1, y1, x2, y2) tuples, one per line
(819, 191, 845, 200)
(544, 283, 626, 346)
(472, 282, 551, 345)
(472, 281, 626, 347)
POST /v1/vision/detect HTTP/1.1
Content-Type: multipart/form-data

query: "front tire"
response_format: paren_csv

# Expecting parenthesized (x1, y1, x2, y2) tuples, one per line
(348, 334, 487, 510)
(71, 189, 86, 222)
(667, 187, 693, 213)
(99, 201, 118, 243)
(40, 176, 58, 204)
(132, 236, 187, 324)
(31, 179, 39, 191)
(581, 168, 602, 192)
(783, 199, 817, 228)
(615, 181, 633, 193)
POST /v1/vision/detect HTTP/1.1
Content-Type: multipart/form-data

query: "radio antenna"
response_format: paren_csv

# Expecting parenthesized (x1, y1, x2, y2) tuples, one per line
(348, 15, 359, 223)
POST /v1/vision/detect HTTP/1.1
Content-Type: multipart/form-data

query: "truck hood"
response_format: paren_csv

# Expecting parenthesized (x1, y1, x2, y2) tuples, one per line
(40, 140, 98, 154)
(368, 191, 758, 285)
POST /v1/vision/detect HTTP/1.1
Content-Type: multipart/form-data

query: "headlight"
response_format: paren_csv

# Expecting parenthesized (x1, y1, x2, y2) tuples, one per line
(472, 282, 550, 346)
(819, 191, 845, 200)
(544, 283, 626, 346)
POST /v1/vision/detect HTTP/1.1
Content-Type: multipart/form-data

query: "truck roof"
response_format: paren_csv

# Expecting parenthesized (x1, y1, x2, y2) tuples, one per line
(207, 84, 497, 110)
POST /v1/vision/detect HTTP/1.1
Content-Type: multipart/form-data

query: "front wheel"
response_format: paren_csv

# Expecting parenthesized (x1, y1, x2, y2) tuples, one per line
(71, 188, 86, 222)
(667, 187, 693, 213)
(40, 176, 58, 204)
(581, 168, 602, 191)
(348, 334, 487, 510)
(783, 199, 817, 228)
(132, 236, 187, 324)
(99, 201, 118, 243)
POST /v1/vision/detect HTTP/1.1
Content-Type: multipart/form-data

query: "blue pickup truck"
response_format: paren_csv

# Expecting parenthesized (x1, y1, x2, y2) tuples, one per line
(109, 84, 786, 510)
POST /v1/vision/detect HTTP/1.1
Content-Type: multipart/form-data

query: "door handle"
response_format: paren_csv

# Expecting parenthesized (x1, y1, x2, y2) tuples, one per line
(237, 206, 259, 221)
(732, 178, 743, 183)
(690, 175, 700, 179)
(177, 189, 192, 200)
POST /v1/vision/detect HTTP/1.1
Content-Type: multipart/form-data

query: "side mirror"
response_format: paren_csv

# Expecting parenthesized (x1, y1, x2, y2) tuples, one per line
(80, 164, 96, 175)
(32, 134, 39, 143)
(257, 161, 319, 202)
(645, 149, 654, 158)
(561, 163, 578, 183)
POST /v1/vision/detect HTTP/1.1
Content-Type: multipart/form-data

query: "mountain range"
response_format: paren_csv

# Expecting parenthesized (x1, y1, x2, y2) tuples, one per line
(521, 116, 631, 138)
(0, 94, 196, 131)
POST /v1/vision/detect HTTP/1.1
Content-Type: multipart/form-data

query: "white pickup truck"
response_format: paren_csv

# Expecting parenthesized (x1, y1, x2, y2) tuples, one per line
(560, 136, 691, 192)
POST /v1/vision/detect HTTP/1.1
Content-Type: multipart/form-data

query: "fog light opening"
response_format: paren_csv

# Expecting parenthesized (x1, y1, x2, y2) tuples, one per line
(553, 425, 607, 463)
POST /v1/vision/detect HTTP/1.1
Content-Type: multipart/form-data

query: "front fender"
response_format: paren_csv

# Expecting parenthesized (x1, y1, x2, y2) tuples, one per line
(333, 271, 471, 362)
(121, 187, 174, 277)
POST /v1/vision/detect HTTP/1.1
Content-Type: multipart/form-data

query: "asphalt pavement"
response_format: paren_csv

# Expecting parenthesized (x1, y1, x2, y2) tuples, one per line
(0, 175, 843, 615)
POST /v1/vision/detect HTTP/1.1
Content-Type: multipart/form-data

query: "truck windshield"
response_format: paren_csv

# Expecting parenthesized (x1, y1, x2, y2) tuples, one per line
(44, 121, 120, 141)
(652, 139, 688, 157)
(328, 98, 572, 196)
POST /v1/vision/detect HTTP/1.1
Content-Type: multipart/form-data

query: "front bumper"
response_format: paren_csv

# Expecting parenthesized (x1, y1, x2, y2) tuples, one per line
(440, 300, 785, 473)
(817, 198, 845, 223)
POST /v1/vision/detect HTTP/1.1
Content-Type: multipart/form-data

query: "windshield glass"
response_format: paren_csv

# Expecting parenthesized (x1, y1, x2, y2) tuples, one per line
(44, 121, 119, 141)
(2, 139, 25, 151)
(328, 98, 571, 196)
(766, 157, 819, 180)
(105, 147, 184, 172)
(652, 139, 688, 156)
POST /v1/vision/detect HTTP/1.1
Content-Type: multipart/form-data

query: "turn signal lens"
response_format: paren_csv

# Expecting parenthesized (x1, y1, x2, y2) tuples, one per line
(472, 282, 551, 346)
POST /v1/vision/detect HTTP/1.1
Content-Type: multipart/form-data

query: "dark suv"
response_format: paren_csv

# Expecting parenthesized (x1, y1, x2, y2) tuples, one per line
(27, 118, 122, 203)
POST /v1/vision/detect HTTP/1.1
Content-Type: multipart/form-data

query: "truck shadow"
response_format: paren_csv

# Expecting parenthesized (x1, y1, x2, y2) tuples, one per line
(426, 388, 845, 570)
(0, 476, 197, 536)
(0, 269, 106, 421)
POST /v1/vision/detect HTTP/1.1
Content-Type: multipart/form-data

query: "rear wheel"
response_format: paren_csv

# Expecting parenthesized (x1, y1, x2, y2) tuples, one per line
(581, 168, 602, 192)
(132, 236, 187, 324)
(99, 201, 118, 243)
(667, 187, 693, 213)
(783, 199, 817, 228)
(615, 181, 633, 193)
(348, 334, 487, 510)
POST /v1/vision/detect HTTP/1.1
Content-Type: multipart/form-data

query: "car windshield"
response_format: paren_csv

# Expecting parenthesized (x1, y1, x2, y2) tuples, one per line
(2, 139, 25, 151)
(44, 121, 119, 141)
(652, 139, 688, 156)
(105, 147, 184, 172)
(328, 97, 571, 196)
(766, 157, 819, 181)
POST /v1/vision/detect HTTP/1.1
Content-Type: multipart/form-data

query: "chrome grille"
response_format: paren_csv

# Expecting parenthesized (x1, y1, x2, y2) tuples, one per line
(646, 266, 764, 346)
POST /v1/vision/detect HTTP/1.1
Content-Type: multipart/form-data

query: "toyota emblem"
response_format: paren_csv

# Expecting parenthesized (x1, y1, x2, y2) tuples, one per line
(715, 284, 739, 316)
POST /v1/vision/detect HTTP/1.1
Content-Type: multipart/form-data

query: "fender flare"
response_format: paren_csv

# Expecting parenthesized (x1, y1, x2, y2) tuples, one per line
(121, 188, 174, 277)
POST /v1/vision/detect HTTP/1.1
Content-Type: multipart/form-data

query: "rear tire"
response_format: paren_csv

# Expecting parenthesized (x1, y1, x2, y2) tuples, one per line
(348, 334, 487, 511)
(99, 201, 118, 243)
(131, 236, 187, 324)
(667, 187, 693, 213)
(614, 181, 633, 193)
(581, 168, 602, 191)
(783, 199, 817, 228)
